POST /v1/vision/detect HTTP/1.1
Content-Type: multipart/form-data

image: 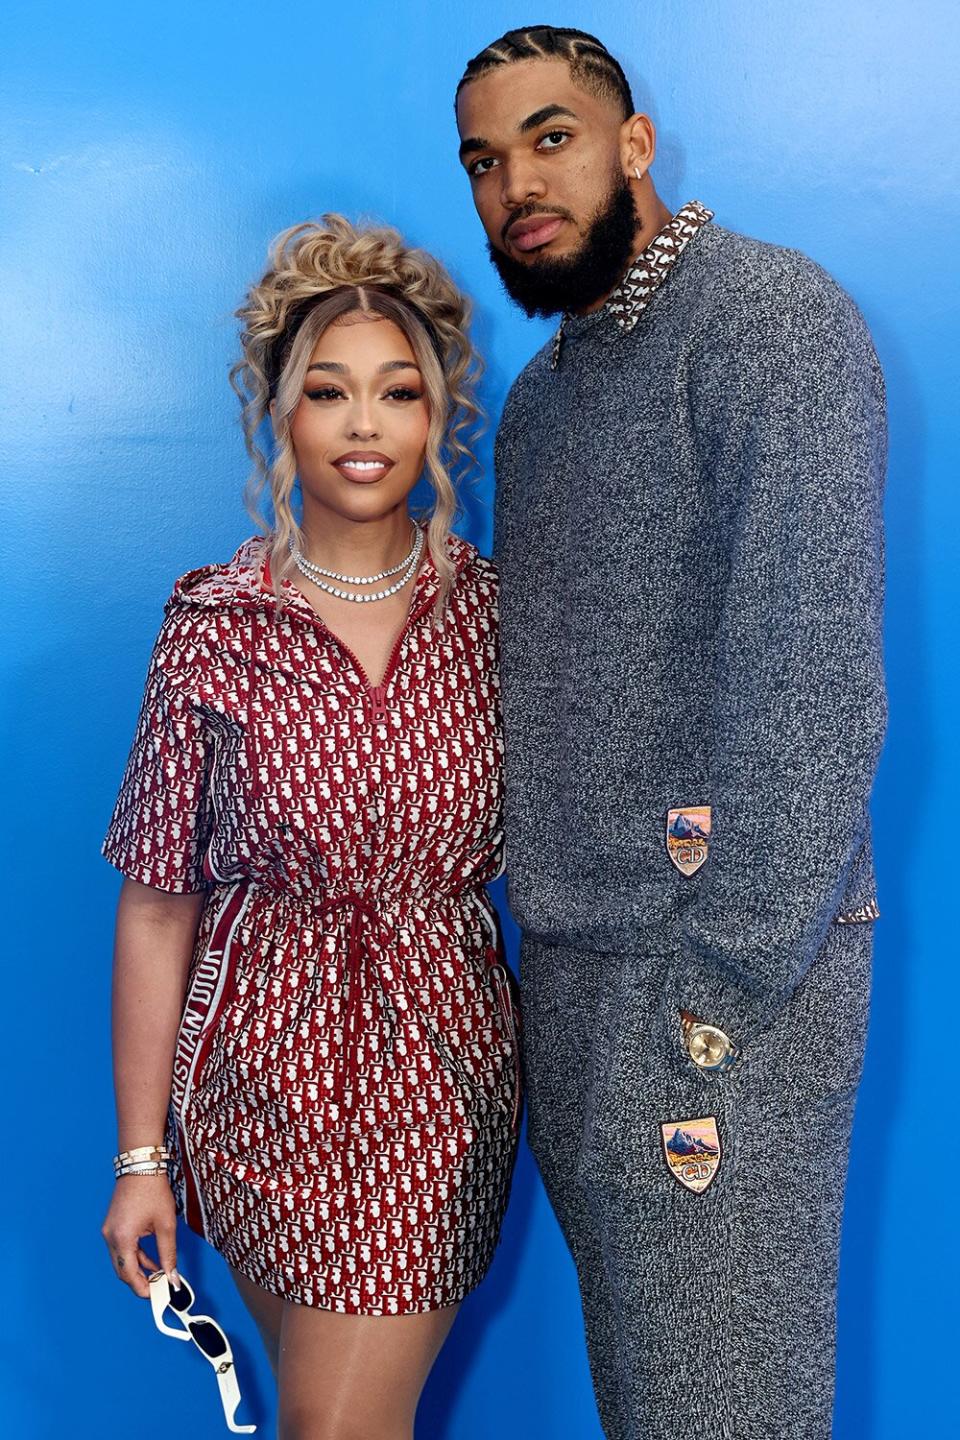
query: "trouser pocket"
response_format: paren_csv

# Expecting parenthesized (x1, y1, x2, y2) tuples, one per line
(723, 919, 875, 1113)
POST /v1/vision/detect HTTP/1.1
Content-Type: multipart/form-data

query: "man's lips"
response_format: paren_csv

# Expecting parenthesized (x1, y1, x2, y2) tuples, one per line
(507, 215, 565, 253)
(332, 451, 395, 483)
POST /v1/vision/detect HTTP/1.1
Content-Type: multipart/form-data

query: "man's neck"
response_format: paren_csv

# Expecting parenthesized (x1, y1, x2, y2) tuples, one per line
(574, 194, 674, 317)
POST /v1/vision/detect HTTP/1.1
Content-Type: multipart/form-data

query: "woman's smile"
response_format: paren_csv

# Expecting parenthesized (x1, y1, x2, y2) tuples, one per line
(332, 449, 396, 484)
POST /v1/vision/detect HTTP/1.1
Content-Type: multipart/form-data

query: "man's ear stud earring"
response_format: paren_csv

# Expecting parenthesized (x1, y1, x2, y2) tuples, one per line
(634, 166, 643, 180)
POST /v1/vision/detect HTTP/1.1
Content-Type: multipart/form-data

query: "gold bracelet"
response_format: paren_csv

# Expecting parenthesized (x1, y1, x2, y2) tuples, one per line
(115, 1162, 170, 1178)
(113, 1147, 172, 1172)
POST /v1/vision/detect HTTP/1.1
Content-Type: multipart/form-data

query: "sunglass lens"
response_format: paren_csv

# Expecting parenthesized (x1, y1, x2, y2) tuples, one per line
(168, 1278, 195, 1314)
(190, 1318, 228, 1360)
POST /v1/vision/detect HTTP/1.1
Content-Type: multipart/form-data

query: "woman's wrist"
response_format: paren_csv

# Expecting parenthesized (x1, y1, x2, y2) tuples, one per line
(113, 1142, 173, 1179)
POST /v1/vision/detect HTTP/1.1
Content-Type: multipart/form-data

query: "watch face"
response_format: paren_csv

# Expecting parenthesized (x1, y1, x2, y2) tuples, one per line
(689, 1024, 733, 1070)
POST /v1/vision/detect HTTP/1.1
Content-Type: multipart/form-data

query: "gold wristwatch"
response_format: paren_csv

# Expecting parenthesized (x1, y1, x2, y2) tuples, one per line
(679, 1009, 739, 1072)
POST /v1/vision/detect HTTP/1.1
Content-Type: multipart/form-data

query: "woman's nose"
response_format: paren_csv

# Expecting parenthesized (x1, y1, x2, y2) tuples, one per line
(346, 400, 380, 441)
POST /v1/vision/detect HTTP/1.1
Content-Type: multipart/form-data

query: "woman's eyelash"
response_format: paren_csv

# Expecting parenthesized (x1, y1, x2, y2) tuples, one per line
(304, 386, 422, 402)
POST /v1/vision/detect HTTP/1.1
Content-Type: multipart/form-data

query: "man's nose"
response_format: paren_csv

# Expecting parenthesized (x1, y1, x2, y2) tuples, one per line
(499, 156, 547, 211)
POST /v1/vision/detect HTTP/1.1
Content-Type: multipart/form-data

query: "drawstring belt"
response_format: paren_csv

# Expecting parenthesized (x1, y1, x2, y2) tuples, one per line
(320, 894, 385, 1112)
(312, 890, 521, 1131)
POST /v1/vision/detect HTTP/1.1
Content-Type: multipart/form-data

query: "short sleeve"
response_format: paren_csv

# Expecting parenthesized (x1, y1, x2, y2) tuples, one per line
(102, 611, 213, 894)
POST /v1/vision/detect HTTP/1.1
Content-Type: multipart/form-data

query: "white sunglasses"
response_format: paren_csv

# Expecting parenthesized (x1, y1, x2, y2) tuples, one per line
(148, 1270, 256, 1433)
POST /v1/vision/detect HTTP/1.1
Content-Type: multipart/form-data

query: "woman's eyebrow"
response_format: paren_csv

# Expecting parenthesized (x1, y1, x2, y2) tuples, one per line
(305, 360, 421, 376)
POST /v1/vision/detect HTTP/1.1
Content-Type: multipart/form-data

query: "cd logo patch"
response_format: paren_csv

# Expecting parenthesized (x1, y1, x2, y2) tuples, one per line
(660, 1116, 721, 1194)
(666, 805, 711, 876)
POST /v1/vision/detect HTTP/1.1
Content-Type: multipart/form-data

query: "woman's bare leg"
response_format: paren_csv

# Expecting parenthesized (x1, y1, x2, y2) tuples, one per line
(228, 1263, 284, 1377)
(277, 1303, 460, 1440)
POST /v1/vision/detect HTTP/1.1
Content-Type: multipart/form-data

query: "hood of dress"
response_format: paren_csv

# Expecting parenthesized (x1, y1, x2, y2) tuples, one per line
(166, 523, 480, 619)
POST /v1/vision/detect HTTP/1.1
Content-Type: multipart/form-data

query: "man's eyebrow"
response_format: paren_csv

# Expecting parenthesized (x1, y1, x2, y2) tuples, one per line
(459, 103, 581, 163)
(517, 103, 580, 133)
(305, 360, 420, 375)
(459, 134, 490, 162)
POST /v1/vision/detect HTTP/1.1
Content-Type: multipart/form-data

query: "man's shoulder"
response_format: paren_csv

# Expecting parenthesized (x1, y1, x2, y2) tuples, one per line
(498, 335, 555, 422)
(691, 222, 865, 334)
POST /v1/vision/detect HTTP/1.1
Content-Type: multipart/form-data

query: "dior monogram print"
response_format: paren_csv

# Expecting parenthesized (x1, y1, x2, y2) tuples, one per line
(836, 897, 881, 924)
(103, 528, 519, 1315)
(549, 199, 715, 369)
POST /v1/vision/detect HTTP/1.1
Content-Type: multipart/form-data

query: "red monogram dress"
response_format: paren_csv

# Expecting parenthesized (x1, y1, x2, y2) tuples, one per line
(103, 526, 519, 1314)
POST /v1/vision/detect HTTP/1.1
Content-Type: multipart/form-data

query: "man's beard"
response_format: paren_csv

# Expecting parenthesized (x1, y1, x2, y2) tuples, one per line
(487, 174, 639, 319)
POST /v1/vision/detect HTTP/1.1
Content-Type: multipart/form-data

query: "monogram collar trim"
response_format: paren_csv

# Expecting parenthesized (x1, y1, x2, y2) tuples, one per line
(549, 199, 714, 370)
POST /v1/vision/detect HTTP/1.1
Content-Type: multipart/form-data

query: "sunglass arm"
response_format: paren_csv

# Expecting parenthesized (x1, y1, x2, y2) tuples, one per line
(218, 1363, 257, 1434)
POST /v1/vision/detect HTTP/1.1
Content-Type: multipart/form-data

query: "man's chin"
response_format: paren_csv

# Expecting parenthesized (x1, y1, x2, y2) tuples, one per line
(487, 242, 581, 318)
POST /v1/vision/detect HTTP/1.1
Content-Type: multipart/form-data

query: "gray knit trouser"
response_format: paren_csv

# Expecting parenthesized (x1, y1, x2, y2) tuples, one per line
(520, 920, 874, 1440)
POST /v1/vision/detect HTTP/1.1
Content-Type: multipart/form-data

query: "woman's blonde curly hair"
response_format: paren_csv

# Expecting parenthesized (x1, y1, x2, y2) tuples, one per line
(229, 213, 483, 614)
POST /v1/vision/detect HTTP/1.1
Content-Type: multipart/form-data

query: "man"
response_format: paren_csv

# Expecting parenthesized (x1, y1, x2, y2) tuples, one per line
(455, 26, 886, 1440)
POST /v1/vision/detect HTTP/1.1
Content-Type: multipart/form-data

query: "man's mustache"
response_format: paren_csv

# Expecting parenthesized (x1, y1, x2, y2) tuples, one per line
(501, 204, 576, 248)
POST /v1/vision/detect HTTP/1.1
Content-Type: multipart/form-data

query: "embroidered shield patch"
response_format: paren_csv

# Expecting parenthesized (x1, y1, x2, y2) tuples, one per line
(660, 1116, 721, 1194)
(666, 805, 711, 876)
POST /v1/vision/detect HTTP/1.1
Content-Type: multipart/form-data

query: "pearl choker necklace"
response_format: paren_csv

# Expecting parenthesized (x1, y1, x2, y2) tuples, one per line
(291, 525, 424, 603)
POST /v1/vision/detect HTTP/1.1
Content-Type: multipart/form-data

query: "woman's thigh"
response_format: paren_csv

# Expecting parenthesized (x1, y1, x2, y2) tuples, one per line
(230, 1263, 458, 1437)
(229, 1263, 285, 1376)
(277, 1302, 460, 1440)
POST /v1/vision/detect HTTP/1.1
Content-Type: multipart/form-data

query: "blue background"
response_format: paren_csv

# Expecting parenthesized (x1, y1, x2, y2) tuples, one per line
(2, 2, 957, 1435)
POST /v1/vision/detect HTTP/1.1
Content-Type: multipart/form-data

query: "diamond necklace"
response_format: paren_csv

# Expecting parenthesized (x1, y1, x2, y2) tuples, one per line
(291, 523, 420, 584)
(291, 524, 424, 603)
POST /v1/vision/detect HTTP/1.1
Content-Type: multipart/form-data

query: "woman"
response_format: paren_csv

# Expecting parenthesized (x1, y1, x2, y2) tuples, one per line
(100, 214, 519, 1437)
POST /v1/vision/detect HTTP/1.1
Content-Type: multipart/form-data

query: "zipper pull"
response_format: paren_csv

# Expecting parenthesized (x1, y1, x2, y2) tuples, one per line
(368, 685, 387, 723)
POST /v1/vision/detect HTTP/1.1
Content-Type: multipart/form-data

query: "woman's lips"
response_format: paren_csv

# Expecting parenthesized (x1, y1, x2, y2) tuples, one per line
(333, 454, 395, 484)
(509, 216, 565, 253)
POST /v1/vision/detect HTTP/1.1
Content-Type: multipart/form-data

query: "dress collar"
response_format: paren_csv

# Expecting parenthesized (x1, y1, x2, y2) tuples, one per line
(549, 199, 714, 370)
(170, 522, 478, 618)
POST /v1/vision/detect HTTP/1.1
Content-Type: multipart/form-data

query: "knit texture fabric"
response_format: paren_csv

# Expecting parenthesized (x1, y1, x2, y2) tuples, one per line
(493, 219, 887, 1045)
(521, 919, 874, 1440)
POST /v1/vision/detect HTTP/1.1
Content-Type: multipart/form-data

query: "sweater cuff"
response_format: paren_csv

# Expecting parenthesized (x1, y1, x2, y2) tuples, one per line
(665, 951, 794, 1053)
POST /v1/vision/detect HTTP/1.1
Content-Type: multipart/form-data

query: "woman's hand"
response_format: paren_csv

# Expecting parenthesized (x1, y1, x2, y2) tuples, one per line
(101, 1173, 179, 1299)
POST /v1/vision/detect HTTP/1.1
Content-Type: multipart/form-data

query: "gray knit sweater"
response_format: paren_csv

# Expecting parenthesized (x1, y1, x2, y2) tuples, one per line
(493, 218, 887, 1044)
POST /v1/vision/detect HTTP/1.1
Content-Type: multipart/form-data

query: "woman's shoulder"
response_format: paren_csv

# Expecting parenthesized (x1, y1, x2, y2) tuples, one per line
(441, 527, 497, 585)
(147, 536, 268, 670)
(460, 547, 498, 589)
(447, 535, 499, 619)
(165, 535, 268, 611)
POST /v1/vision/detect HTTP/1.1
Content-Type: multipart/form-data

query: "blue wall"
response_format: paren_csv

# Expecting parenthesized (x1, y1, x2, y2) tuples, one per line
(2, 3, 957, 1436)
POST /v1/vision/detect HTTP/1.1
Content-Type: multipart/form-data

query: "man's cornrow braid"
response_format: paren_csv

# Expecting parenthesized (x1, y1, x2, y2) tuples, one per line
(455, 26, 634, 121)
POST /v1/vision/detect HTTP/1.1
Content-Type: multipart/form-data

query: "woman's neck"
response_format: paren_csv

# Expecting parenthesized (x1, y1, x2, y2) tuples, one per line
(298, 506, 416, 575)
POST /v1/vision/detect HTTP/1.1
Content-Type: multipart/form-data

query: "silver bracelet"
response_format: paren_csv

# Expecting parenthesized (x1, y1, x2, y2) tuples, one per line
(115, 1160, 171, 1178)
